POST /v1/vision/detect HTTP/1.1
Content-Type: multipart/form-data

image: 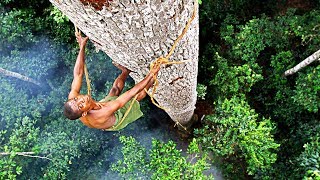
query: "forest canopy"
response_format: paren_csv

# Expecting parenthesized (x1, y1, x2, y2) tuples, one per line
(0, 0, 319, 179)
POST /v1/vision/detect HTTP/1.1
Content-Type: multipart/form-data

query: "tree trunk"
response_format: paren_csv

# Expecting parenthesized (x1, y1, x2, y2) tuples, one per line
(50, 0, 199, 127)
(0, 67, 41, 86)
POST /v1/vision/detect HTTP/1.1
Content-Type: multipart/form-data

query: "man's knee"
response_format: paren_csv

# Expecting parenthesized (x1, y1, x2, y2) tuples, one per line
(109, 87, 120, 96)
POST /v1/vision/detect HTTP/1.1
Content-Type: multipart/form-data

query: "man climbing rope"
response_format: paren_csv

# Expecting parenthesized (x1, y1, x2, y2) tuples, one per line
(63, 33, 160, 130)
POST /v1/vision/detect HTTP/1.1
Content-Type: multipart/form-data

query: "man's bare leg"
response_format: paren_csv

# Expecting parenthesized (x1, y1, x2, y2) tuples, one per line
(107, 63, 131, 97)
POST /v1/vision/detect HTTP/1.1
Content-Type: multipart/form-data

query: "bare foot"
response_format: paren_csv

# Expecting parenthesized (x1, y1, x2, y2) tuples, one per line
(112, 62, 131, 73)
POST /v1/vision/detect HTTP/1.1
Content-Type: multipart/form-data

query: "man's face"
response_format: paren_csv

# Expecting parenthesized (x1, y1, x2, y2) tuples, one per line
(68, 94, 92, 114)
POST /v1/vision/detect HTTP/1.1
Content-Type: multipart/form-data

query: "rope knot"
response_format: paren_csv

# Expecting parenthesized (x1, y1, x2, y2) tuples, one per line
(150, 57, 168, 70)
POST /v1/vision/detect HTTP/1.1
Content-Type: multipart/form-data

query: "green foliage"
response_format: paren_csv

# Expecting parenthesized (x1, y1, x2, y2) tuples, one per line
(112, 136, 213, 179)
(0, 9, 37, 54)
(287, 9, 320, 48)
(197, 5, 320, 179)
(40, 124, 79, 179)
(7, 117, 39, 152)
(0, 157, 22, 180)
(211, 53, 263, 98)
(154, 138, 212, 180)
(269, 51, 294, 85)
(297, 136, 320, 179)
(42, 6, 74, 43)
(35, 115, 107, 179)
(218, 8, 320, 118)
(112, 136, 147, 178)
(111, 136, 148, 179)
(196, 83, 207, 100)
(229, 17, 276, 63)
(0, 79, 44, 131)
(293, 65, 320, 112)
(0, 43, 59, 81)
(111, 136, 149, 179)
(0, 2, 113, 179)
(195, 96, 279, 177)
(0, 117, 39, 180)
(220, 13, 295, 68)
(50, 7, 69, 24)
(0, 0, 14, 5)
(198, 0, 278, 48)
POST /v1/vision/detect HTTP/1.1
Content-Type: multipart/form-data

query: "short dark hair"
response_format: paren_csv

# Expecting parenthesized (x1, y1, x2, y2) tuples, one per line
(63, 101, 82, 120)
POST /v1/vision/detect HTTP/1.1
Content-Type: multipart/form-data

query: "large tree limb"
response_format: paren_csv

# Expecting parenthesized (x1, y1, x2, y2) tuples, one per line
(284, 49, 320, 76)
(0, 151, 51, 160)
(0, 67, 41, 86)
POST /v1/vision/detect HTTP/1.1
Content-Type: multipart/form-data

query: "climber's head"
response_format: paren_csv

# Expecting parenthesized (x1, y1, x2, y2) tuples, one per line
(63, 94, 92, 120)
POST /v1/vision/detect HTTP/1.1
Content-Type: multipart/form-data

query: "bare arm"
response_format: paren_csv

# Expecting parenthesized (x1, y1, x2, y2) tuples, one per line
(68, 35, 89, 99)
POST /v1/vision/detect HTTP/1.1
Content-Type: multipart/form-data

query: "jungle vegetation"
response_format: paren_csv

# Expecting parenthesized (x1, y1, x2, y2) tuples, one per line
(0, 0, 319, 179)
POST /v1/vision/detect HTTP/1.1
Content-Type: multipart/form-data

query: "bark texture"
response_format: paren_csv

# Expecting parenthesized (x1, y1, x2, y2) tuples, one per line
(50, 0, 199, 127)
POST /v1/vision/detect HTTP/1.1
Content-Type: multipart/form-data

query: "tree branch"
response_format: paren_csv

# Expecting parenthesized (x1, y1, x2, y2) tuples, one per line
(0, 67, 41, 86)
(283, 49, 320, 76)
(0, 151, 51, 160)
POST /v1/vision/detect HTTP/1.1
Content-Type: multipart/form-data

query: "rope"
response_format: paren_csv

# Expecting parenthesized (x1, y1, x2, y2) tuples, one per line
(84, 64, 91, 96)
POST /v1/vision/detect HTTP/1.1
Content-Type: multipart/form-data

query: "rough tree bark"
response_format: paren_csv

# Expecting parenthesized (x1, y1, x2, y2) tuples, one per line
(50, 0, 199, 128)
(0, 67, 41, 86)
